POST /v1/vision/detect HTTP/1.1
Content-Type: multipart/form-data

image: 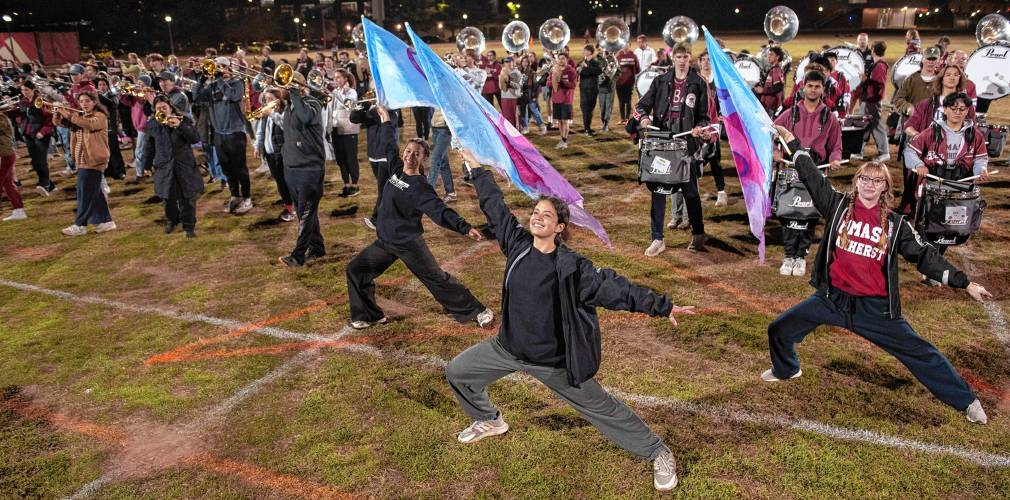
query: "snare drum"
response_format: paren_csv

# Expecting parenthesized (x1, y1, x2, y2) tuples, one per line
(639, 131, 692, 185)
(772, 168, 820, 220)
(913, 183, 986, 246)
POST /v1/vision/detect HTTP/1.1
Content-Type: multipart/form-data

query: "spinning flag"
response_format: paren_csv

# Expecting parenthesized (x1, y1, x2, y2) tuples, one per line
(703, 27, 775, 262)
(362, 17, 610, 246)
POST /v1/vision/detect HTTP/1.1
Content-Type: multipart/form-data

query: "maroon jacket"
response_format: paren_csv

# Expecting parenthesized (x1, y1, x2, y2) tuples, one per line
(615, 50, 640, 88)
(773, 101, 842, 163)
(904, 95, 976, 135)
(480, 58, 501, 95)
(855, 60, 887, 104)
(547, 64, 578, 105)
(906, 121, 987, 178)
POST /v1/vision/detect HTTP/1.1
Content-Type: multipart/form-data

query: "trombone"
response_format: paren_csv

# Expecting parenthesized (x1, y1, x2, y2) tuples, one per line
(273, 63, 331, 102)
(34, 96, 84, 114)
(0, 95, 19, 111)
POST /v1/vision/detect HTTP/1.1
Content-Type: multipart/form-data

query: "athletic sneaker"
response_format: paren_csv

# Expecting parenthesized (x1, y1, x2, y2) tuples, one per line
(676, 219, 690, 230)
(555, 139, 566, 149)
(687, 234, 707, 252)
(644, 239, 665, 257)
(3, 209, 27, 221)
(792, 258, 807, 277)
(521, 126, 529, 134)
(347, 186, 360, 197)
(254, 161, 270, 175)
(457, 416, 509, 444)
(559, 140, 569, 149)
(278, 255, 303, 268)
(666, 217, 680, 229)
(539, 124, 547, 135)
(653, 449, 678, 491)
(350, 317, 387, 330)
(279, 208, 295, 222)
(225, 197, 239, 213)
(476, 308, 494, 328)
(234, 198, 253, 215)
(165, 222, 178, 234)
(95, 221, 117, 233)
(760, 368, 802, 382)
(874, 153, 891, 162)
(363, 217, 377, 230)
(185, 229, 196, 239)
(966, 399, 988, 425)
(779, 258, 795, 275)
(35, 184, 52, 197)
(849, 153, 864, 161)
(62, 224, 87, 236)
(715, 191, 728, 207)
(602, 123, 609, 132)
(443, 192, 458, 203)
(338, 185, 350, 197)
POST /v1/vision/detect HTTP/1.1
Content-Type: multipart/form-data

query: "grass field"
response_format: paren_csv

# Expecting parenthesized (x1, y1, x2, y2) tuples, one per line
(2, 33, 1010, 498)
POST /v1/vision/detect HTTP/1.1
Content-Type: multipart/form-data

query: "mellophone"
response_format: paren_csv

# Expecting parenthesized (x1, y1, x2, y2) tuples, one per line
(913, 170, 999, 246)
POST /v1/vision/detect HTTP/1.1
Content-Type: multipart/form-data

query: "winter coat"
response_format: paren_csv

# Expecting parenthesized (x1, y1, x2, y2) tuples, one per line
(142, 117, 204, 199)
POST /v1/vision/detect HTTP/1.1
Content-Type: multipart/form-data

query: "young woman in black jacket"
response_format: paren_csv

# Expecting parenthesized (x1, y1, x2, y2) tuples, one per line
(142, 96, 204, 238)
(766, 125, 993, 425)
(345, 106, 491, 329)
(446, 149, 695, 491)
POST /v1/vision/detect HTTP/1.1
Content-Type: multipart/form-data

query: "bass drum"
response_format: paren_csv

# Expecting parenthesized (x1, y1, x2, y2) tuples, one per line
(734, 55, 763, 87)
(636, 68, 666, 98)
(794, 46, 863, 91)
(965, 44, 1010, 100)
(891, 53, 922, 88)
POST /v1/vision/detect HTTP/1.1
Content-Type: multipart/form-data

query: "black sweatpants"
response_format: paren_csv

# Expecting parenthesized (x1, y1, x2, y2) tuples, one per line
(370, 159, 392, 221)
(217, 132, 250, 199)
(705, 140, 726, 191)
(264, 152, 292, 206)
(164, 176, 198, 232)
(412, 107, 432, 141)
(649, 162, 704, 240)
(781, 219, 817, 259)
(580, 87, 598, 131)
(616, 84, 633, 121)
(768, 289, 977, 411)
(106, 131, 126, 180)
(283, 167, 325, 263)
(25, 135, 54, 191)
(346, 237, 485, 323)
(331, 134, 359, 185)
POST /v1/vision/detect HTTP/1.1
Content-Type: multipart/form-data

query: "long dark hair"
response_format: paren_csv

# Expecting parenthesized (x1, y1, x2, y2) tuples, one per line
(535, 196, 571, 244)
(76, 89, 109, 117)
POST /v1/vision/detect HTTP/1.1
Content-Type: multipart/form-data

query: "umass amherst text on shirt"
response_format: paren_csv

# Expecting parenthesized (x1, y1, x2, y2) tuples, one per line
(829, 199, 888, 297)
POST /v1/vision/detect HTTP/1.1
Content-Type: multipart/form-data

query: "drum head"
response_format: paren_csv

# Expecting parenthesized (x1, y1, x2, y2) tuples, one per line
(965, 44, 1010, 100)
(827, 46, 864, 91)
(636, 68, 665, 98)
(891, 53, 922, 88)
(734, 56, 763, 87)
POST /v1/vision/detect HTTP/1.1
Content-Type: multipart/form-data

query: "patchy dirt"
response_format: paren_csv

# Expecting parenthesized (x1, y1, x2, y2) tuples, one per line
(8, 245, 61, 261)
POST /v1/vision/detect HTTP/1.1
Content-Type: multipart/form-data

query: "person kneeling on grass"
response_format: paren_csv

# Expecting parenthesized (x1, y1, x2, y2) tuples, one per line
(446, 149, 696, 491)
(55, 90, 116, 236)
(764, 125, 993, 425)
(345, 106, 493, 330)
(141, 96, 204, 238)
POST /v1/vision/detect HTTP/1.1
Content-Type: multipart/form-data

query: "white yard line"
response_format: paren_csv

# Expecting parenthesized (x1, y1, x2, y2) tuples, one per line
(951, 249, 1010, 356)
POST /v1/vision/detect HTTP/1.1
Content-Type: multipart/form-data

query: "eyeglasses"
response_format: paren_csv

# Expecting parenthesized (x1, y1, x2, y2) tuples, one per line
(948, 106, 969, 113)
(857, 175, 887, 187)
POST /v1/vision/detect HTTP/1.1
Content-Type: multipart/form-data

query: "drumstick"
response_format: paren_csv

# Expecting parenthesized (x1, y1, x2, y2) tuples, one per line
(781, 159, 848, 170)
(957, 170, 999, 183)
(669, 124, 720, 138)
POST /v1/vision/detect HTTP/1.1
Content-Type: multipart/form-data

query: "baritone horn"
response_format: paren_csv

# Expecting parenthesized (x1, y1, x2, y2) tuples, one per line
(538, 18, 570, 58)
(662, 16, 698, 47)
(764, 5, 799, 44)
(976, 14, 1010, 46)
(502, 20, 530, 54)
(456, 26, 486, 55)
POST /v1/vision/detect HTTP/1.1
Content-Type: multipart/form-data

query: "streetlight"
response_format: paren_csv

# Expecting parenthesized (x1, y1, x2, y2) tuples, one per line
(164, 15, 174, 55)
(294, 17, 301, 43)
(462, 13, 468, 20)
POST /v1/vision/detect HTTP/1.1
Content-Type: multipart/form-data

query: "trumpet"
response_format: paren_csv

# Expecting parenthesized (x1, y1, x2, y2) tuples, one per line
(273, 63, 331, 102)
(246, 98, 280, 121)
(34, 96, 84, 114)
(154, 110, 183, 124)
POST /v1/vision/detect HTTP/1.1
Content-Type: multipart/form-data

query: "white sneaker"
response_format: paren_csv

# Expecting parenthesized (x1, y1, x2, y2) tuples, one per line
(779, 258, 795, 276)
(62, 224, 87, 236)
(35, 185, 51, 197)
(666, 217, 680, 229)
(362, 217, 377, 230)
(653, 449, 678, 491)
(254, 161, 270, 175)
(539, 124, 547, 135)
(457, 416, 509, 444)
(873, 153, 891, 162)
(850, 153, 864, 161)
(3, 209, 27, 221)
(644, 239, 666, 257)
(559, 140, 569, 149)
(476, 308, 494, 328)
(521, 127, 529, 134)
(94, 221, 117, 233)
(443, 192, 458, 203)
(760, 368, 802, 382)
(715, 191, 728, 207)
(350, 317, 387, 330)
(234, 198, 253, 215)
(225, 197, 239, 213)
(791, 258, 807, 277)
(966, 399, 988, 425)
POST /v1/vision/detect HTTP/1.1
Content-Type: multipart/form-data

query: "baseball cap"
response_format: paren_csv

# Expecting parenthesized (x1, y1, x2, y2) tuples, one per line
(923, 46, 942, 60)
(68, 64, 85, 75)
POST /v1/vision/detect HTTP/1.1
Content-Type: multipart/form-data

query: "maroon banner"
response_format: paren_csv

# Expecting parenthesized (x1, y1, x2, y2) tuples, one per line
(0, 32, 40, 64)
(0, 32, 79, 65)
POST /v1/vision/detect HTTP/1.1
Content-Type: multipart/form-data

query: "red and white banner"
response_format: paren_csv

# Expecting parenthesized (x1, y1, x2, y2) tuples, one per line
(0, 32, 80, 65)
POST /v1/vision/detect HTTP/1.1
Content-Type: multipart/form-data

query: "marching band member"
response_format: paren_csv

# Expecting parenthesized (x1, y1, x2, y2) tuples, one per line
(773, 71, 843, 277)
(345, 105, 492, 329)
(15, 81, 57, 196)
(426, 107, 456, 202)
(892, 46, 942, 129)
(905, 29, 921, 55)
(850, 41, 890, 162)
(350, 93, 401, 230)
(337, 51, 356, 78)
(158, 70, 192, 120)
(754, 47, 785, 116)
(855, 33, 872, 73)
(59, 64, 98, 177)
(121, 53, 143, 81)
(259, 45, 276, 76)
(577, 45, 603, 136)
(449, 148, 693, 491)
(253, 88, 295, 222)
(633, 34, 657, 71)
(194, 56, 253, 215)
(547, 53, 577, 149)
(0, 108, 25, 221)
(945, 50, 977, 102)
(277, 72, 327, 267)
(696, 51, 727, 206)
(53, 90, 116, 236)
(480, 50, 502, 107)
(498, 56, 523, 129)
(120, 75, 152, 181)
(615, 43, 640, 124)
(767, 124, 992, 426)
(903, 92, 988, 259)
(353, 49, 370, 97)
(294, 48, 314, 78)
(823, 52, 851, 118)
(634, 42, 711, 255)
(329, 69, 361, 198)
(517, 53, 546, 135)
(142, 96, 204, 238)
(597, 48, 617, 132)
(94, 77, 126, 180)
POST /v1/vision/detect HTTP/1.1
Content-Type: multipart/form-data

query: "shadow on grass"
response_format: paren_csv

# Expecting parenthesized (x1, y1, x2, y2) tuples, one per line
(248, 217, 283, 229)
(142, 195, 162, 205)
(329, 206, 360, 218)
(531, 412, 592, 431)
(588, 162, 619, 171)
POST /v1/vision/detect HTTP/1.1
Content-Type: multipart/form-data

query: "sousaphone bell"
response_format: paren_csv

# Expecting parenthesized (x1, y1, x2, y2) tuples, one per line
(976, 14, 1010, 47)
(538, 18, 571, 58)
(662, 16, 698, 47)
(502, 20, 531, 54)
(456, 27, 486, 55)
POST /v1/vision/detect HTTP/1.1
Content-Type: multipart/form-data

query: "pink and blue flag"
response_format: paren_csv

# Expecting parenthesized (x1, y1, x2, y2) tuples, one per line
(703, 27, 775, 262)
(363, 17, 610, 246)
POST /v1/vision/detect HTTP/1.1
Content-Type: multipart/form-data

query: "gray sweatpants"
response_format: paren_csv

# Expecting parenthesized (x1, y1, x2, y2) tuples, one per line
(598, 90, 614, 127)
(446, 337, 668, 461)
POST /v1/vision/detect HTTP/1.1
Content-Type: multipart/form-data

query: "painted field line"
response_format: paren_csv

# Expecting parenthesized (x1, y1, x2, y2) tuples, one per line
(952, 249, 1010, 356)
(5, 278, 1010, 471)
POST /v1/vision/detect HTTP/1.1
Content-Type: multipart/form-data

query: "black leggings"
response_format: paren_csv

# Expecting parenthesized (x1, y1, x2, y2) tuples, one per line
(617, 84, 634, 120)
(264, 152, 292, 206)
(580, 88, 598, 131)
(649, 163, 704, 239)
(216, 132, 250, 198)
(24, 135, 53, 190)
(331, 134, 359, 185)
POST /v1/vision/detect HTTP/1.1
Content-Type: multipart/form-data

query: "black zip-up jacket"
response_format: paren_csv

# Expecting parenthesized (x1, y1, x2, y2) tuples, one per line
(577, 58, 603, 92)
(634, 68, 710, 143)
(471, 166, 674, 387)
(375, 122, 471, 244)
(789, 144, 969, 319)
(282, 92, 324, 169)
